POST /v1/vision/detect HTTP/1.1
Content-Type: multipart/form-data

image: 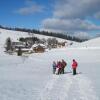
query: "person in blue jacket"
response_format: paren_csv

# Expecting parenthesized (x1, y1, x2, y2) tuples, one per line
(52, 61, 57, 74)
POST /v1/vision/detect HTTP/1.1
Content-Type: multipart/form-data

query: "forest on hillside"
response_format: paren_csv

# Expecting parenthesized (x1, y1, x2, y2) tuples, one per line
(0, 25, 88, 42)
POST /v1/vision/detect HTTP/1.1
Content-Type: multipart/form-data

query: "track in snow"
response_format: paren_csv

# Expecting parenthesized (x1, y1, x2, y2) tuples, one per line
(39, 73, 99, 100)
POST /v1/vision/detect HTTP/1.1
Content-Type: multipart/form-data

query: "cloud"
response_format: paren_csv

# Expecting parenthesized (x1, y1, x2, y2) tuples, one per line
(16, 5, 44, 15)
(15, 1, 44, 15)
(41, 0, 100, 37)
(42, 18, 100, 32)
(94, 12, 100, 19)
(53, 0, 100, 19)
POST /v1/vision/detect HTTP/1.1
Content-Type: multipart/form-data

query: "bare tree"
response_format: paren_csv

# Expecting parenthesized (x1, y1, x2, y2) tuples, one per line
(47, 38, 58, 48)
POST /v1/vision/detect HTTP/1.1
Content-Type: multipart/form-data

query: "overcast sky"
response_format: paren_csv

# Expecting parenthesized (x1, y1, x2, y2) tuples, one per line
(0, 0, 100, 38)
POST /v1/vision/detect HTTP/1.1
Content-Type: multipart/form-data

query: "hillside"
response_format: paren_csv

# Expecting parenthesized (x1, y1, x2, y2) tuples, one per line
(70, 37, 100, 48)
(0, 28, 77, 52)
(0, 26, 86, 42)
(1, 28, 100, 50)
(80, 37, 100, 47)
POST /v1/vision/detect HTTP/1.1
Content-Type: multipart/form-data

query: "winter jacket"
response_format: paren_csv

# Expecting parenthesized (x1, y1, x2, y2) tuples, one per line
(53, 62, 56, 69)
(57, 62, 62, 69)
(62, 61, 67, 68)
(72, 61, 78, 69)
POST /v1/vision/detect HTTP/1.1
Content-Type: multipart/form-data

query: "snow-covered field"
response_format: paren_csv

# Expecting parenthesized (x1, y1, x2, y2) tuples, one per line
(0, 28, 100, 100)
(0, 48, 100, 100)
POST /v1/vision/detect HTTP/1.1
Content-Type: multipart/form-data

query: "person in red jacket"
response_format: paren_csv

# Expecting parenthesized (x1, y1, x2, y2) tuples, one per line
(72, 59, 78, 75)
(57, 61, 62, 75)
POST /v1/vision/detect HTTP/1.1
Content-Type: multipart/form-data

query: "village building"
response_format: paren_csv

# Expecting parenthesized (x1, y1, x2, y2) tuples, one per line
(12, 41, 25, 49)
(30, 44, 46, 53)
(12, 41, 31, 53)
(57, 41, 67, 48)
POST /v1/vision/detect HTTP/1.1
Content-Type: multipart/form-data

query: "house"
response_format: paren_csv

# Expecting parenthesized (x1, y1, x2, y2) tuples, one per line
(12, 41, 31, 53)
(57, 41, 67, 48)
(12, 41, 25, 49)
(30, 44, 46, 53)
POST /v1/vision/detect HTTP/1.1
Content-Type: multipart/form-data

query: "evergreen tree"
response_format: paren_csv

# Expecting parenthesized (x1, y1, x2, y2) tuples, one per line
(5, 37, 12, 51)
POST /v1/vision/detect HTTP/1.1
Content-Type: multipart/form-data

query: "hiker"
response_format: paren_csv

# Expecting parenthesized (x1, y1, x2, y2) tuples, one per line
(61, 59, 67, 74)
(55, 61, 61, 75)
(72, 59, 78, 75)
(52, 61, 56, 74)
(57, 61, 62, 74)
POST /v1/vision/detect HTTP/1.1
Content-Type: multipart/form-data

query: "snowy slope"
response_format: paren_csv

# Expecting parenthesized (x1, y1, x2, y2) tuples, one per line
(0, 28, 72, 46)
(79, 37, 100, 48)
(0, 28, 29, 45)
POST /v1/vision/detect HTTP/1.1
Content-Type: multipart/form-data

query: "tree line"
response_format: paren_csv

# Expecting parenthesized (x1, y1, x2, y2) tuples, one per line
(0, 25, 88, 42)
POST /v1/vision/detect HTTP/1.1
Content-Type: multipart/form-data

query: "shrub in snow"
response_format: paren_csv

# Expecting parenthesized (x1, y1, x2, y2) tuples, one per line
(17, 47, 22, 56)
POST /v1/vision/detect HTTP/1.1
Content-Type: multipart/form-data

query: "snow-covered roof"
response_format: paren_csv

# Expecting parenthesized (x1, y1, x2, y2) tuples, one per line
(31, 44, 46, 48)
(31, 44, 38, 48)
(39, 44, 46, 47)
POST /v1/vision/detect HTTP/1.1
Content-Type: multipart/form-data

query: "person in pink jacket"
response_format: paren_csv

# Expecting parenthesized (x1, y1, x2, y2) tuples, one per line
(55, 61, 62, 75)
(72, 59, 78, 75)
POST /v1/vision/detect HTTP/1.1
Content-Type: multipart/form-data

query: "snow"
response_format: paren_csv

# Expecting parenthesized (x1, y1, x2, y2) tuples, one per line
(0, 28, 70, 45)
(31, 44, 46, 48)
(0, 28, 100, 100)
(77, 37, 100, 48)
(0, 29, 29, 46)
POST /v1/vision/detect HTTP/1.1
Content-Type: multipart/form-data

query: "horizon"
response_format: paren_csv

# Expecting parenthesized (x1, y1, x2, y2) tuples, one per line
(0, 0, 100, 38)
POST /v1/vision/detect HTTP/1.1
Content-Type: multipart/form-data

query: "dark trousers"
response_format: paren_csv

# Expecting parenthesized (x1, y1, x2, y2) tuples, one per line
(53, 68, 56, 74)
(58, 68, 62, 74)
(61, 68, 64, 74)
(73, 68, 76, 75)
